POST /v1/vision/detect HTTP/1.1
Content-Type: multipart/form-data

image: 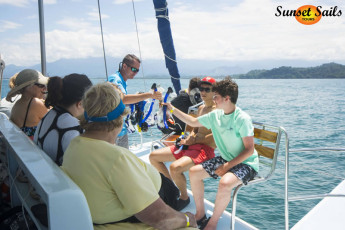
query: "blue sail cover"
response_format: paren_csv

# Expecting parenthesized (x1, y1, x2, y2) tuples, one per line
(153, 0, 181, 94)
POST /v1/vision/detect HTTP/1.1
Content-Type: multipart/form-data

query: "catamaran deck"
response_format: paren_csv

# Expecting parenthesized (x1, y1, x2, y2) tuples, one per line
(292, 179, 345, 230)
(130, 141, 258, 230)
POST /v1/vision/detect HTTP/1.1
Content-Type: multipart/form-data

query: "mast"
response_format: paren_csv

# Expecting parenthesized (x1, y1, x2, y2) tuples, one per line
(38, 0, 47, 76)
(153, 0, 181, 94)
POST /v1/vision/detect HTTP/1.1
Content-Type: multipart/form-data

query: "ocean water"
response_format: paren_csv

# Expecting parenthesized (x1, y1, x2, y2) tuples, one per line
(1, 78, 345, 229)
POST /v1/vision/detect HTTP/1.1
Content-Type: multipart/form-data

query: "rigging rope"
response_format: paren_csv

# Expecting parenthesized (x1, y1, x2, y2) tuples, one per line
(97, 0, 109, 81)
(131, 0, 147, 92)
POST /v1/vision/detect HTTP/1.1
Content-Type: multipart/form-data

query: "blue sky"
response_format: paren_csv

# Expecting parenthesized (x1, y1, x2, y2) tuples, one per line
(0, 0, 345, 67)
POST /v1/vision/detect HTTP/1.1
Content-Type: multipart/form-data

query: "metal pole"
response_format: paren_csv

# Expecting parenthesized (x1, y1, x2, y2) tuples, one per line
(38, 0, 47, 76)
(0, 54, 5, 100)
(97, 0, 108, 81)
(283, 129, 289, 230)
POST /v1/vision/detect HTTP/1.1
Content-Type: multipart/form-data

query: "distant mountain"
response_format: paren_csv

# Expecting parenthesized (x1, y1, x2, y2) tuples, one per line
(2, 57, 345, 79)
(237, 63, 345, 79)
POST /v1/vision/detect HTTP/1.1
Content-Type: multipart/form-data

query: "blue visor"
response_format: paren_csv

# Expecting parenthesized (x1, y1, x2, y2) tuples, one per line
(84, 100, 125, 123)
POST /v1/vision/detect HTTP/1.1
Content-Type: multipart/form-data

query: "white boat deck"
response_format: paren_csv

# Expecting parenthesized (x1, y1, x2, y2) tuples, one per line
(130, 141, 258, 230)
(292, 179, 345, 230)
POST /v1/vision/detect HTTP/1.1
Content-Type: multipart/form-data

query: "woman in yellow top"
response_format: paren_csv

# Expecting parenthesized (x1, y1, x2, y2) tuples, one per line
(62, 83, 197, 230)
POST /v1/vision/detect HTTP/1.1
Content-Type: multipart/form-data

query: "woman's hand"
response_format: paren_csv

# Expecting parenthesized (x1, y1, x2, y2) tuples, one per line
(185, 212, 197, 228)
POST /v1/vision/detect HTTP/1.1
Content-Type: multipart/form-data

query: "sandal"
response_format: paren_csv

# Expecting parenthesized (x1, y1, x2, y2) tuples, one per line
(199, 217, 211, 230)
(196, 214, 207, 227)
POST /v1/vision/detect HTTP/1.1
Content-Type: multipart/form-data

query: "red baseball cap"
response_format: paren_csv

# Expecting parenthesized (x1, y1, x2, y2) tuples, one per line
(200, 76, 216, 85)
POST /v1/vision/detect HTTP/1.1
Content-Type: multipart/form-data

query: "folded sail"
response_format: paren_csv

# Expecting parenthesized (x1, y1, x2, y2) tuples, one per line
(153, 0, 181, 94)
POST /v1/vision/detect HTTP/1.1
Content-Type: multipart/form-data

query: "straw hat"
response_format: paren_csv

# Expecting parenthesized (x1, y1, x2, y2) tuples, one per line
(6, 69, 48, 101)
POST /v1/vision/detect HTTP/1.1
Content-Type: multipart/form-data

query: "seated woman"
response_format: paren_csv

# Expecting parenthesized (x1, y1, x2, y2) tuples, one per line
(150, 77, 217, 211)
(34, 74, 92, 165)
(61, 83, 197, 230)
(0, 73, 20, 117)
(6, 69, 49, 139)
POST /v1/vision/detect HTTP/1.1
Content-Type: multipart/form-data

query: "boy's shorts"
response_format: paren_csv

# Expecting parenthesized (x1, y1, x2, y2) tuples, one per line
(169, 144, 215, 165)
(201, 156, 257, 185)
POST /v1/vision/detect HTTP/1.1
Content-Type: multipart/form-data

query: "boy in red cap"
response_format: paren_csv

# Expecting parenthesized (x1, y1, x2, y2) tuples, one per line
(149, 76, 217, 211)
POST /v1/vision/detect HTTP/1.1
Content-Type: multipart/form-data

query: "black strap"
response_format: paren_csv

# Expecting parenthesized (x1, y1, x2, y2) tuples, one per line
(22, 98, 33, 127)
(36, 106, 83, 165)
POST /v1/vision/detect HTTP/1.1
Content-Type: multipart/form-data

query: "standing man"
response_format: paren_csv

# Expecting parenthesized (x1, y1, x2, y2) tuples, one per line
(108, 54, 162, 148)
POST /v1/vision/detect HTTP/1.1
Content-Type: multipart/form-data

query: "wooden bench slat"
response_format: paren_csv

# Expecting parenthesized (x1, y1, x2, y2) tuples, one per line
(255, 144, 275, 159)
(254, 128, 278, 143)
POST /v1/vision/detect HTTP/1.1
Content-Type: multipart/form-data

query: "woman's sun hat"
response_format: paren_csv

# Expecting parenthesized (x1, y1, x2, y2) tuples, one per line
(6, 69, 48, 101)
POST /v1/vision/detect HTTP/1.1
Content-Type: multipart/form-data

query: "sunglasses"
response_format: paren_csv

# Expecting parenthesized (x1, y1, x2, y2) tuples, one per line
(130, 67, 139, 73)
(199, 87, 212, 93)
(124, 63, 139, 73)
(34, 83, 46, 88)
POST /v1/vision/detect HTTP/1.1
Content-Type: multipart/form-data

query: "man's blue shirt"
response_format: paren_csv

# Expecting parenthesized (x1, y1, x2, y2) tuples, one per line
(108, 71, 128, 136)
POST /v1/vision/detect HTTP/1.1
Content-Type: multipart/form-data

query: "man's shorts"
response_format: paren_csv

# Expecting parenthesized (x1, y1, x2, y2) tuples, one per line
(169, 144, 215, 165)
(201, 156, 258, 185)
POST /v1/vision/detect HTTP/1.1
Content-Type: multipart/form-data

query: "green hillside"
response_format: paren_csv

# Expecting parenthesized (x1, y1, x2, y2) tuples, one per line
(237, 63, 345, 79)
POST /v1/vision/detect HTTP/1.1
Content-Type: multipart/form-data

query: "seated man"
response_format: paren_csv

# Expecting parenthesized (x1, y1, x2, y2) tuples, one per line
(168, 77, 202, 134)
(149, 77, 217, 211)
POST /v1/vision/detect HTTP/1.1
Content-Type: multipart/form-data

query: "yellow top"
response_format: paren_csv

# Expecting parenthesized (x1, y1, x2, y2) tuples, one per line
(62, 136, 161, 224)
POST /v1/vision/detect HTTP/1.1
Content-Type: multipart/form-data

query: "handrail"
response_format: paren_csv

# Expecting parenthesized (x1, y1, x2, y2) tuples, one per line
(285, 145, 345, 230)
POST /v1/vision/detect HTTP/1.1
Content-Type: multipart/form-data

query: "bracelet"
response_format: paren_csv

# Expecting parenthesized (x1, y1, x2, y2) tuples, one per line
(184, 213, 190, 227)
(170, 106, 175, 114)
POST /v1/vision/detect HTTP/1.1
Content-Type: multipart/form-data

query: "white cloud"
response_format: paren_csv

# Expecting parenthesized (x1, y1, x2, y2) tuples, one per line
(113, 0, 143, 5)
(88, 10, 110, 21)
(0, 0, 28, 7)
(44, 0, 57, 5)
(1, 0, 345, 66)
(0, 20, 22, 32)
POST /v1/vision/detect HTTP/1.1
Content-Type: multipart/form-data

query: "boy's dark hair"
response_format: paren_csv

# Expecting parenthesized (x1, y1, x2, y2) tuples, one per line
(212, 76, 238, 104)
(188, 77, 200, 91)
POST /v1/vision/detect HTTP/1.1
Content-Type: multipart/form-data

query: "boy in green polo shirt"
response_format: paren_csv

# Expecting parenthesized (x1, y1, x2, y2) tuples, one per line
(166, 77, 258, 229)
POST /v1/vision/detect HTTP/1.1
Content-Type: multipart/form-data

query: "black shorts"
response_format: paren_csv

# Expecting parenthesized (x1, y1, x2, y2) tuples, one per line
(201, 156, 258, 185)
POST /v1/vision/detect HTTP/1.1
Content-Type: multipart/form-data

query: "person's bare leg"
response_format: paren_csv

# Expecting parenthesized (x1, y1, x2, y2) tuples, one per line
(149, 147, 176, 180)
(204, 172, 241, 230)
(170, 156, 195, 200)
(189, 164, 210, 221)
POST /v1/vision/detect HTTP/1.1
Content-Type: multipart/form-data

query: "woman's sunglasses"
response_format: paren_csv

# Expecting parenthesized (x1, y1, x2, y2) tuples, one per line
(34, 83, 46, 88)
(199, 87, 211, 93)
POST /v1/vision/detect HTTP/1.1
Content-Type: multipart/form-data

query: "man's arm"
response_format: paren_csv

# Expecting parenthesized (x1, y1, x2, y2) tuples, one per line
(135, 197, 197, 230)
(165, 102, 203, 128)
(122, 91, 162, 104)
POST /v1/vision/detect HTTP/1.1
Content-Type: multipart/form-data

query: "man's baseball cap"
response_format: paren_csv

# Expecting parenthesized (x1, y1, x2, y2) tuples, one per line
(199, 76, 216, 85)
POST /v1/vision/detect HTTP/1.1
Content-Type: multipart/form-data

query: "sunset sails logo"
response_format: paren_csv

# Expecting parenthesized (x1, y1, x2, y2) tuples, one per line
(275, 5, 342, 25)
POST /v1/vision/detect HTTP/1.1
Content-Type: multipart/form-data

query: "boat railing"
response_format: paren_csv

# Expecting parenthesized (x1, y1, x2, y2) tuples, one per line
(284, 143, 345, 229)
(0, 113, 93, 230)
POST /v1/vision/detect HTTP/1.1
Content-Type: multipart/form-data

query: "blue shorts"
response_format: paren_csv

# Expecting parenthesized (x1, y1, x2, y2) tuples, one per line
(201, 156, 257, 185)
